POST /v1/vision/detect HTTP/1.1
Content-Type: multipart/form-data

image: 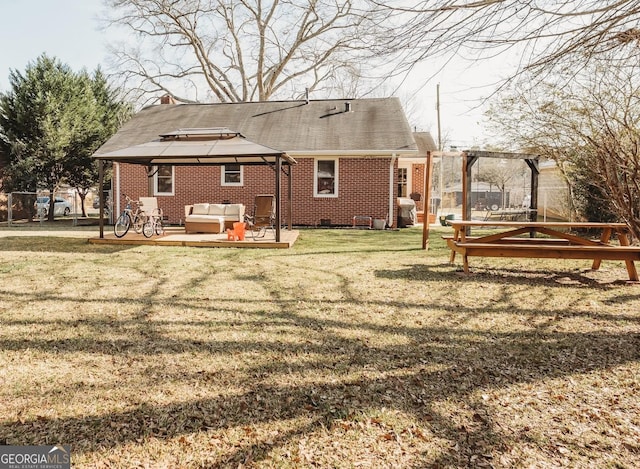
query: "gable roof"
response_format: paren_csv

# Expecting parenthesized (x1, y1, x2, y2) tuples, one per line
(95, 97, 418, 157)
(413, 132, 438, 155)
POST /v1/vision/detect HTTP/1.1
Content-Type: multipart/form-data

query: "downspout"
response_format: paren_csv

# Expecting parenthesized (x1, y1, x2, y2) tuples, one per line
(389, 154, 397, 227)
(114, 162, 121, 224)
(98, 159, 104, 238)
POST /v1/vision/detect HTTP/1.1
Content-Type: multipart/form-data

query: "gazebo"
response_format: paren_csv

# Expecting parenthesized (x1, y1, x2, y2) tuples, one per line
(93, 128, 296, 242)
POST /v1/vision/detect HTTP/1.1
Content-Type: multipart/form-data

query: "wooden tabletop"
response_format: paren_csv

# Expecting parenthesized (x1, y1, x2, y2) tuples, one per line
(446, 220, 629, 229)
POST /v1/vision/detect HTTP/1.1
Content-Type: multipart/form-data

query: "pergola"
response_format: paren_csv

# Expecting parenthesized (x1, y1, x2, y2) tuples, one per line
(422, 150, 539, 249)
(93, 128, 297, 242)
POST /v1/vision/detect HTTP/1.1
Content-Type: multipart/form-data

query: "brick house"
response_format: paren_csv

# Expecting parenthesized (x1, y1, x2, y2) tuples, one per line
(95, 97, 422, 227)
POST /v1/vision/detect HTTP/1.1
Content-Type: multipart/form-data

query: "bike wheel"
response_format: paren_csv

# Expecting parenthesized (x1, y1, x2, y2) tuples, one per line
(155, 219, 164, 236)
(142, 220, 154, 238)
(114, 213, 131, 238)
(133, 214, 145, 234)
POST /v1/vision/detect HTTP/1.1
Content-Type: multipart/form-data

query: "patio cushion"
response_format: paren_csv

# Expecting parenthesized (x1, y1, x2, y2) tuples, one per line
(208, 204, 227, 216)
(192, 203, 210, 215)
(224, 204, 244, 218)
(184, 203, 245, 233)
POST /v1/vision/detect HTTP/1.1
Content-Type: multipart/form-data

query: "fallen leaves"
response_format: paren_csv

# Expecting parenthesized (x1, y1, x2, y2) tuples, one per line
(0, 228, 639, 467)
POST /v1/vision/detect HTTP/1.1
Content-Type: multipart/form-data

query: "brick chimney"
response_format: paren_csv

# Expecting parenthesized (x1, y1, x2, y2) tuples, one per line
(160, 94, 176, 105)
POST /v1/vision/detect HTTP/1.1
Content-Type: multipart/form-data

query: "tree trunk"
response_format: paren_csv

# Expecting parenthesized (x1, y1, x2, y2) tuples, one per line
(47, 186, 55, 222)
(79, 194, 87, 218)
(77, 188, 88, 218)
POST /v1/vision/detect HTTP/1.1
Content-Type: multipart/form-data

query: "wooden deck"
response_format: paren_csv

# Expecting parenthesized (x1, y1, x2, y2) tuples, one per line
(88, 227, 299, 249)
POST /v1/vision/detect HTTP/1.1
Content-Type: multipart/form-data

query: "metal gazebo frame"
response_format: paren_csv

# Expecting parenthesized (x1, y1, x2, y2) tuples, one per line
(93, 128, 296, 242)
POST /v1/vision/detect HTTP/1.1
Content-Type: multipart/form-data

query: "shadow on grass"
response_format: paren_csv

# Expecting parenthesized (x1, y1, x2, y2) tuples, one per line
(1, 287, 639, 352)
(1, 245, 638, 467)
(376, 263, 633, 288)
(1, 281, 640, 466)
(1, 323, 637, 466)
(0, 236, 132, 254)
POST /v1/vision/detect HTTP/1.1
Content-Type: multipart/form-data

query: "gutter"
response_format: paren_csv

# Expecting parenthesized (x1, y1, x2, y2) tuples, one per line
(287, 149, 418, 158)
(115, 163, 121, 222)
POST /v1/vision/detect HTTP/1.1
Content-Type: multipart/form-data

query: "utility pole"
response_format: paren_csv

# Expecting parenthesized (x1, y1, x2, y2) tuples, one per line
(424, 84, 442, 249)
(437, 84, 444, 219)
(436, 83, 442, 151)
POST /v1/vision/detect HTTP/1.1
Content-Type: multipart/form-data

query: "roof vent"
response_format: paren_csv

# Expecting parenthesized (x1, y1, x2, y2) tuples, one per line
(345, 101, 352, 112)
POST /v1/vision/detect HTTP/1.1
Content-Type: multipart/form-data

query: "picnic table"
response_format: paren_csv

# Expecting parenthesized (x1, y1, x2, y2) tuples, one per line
(444, 220, 640, 281)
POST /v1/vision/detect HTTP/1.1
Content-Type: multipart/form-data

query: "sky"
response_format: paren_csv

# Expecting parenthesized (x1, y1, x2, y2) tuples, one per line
(0, 1, 505, 149)
(0, 0, 107, 84)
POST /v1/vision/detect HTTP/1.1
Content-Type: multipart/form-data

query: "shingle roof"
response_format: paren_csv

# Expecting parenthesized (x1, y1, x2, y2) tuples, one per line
(95, 97, 418, 156)
(413, 132, 438, 154)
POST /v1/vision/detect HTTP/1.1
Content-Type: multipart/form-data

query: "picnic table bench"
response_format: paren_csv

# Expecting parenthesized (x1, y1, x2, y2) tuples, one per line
(483, 208, 531, 221)
(444, 221, 640, 282)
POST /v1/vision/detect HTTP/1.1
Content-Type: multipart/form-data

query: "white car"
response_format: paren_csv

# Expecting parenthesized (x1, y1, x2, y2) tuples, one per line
(35, 196, 72, 217)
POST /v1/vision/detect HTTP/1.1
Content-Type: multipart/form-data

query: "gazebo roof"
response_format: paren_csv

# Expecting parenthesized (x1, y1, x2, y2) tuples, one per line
(94, 127, 296, 166)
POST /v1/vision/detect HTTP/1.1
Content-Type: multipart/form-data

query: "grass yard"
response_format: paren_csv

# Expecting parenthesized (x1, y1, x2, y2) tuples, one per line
(0, 225, 639, 468)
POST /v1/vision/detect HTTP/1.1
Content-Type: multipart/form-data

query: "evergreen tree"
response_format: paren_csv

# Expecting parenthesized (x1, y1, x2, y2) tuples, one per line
(0, 54, 131, 220)
(64, 68, 131, 217)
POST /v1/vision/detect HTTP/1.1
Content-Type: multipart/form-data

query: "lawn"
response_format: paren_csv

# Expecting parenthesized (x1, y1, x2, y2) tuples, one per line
(0, 226, 639, 468)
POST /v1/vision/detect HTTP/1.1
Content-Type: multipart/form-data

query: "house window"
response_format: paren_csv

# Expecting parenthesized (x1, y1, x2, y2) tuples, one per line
(222, 164, 243, 186)
(315, 159, 338, 197)
(154, 165, 174, 195)
(398, 167, 408, 197)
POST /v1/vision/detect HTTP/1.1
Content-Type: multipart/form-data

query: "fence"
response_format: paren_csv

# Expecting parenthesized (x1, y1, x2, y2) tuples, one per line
(0, 189, 98, 226)
(0, 192, 38, 224)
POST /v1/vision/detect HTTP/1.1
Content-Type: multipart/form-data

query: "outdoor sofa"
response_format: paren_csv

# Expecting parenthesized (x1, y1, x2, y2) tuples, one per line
(184, 203, 245, 234)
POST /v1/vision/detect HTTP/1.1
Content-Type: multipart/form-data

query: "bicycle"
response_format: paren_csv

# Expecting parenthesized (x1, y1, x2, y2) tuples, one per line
(113, 195, 147, 238)
(142, 207, 164, 238)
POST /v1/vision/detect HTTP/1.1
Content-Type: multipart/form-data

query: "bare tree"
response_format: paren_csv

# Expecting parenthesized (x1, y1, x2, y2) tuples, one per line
(486, 56, 640, 241)
(104, 0, 389, 104)
(380, 1, 640, 87)
(477, 159, 525, 209)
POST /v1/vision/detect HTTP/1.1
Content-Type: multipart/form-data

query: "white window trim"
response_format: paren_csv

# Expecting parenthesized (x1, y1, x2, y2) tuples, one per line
(153, 165, 175, 196)
(314, 158, 339, 198)
(398, 166, 408, 198)
(221, 164, 244, 186)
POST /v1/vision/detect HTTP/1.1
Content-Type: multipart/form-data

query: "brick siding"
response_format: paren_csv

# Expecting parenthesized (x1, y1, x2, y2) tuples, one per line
(118, 157, 400, 227)
(412, 163, 425, 212)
